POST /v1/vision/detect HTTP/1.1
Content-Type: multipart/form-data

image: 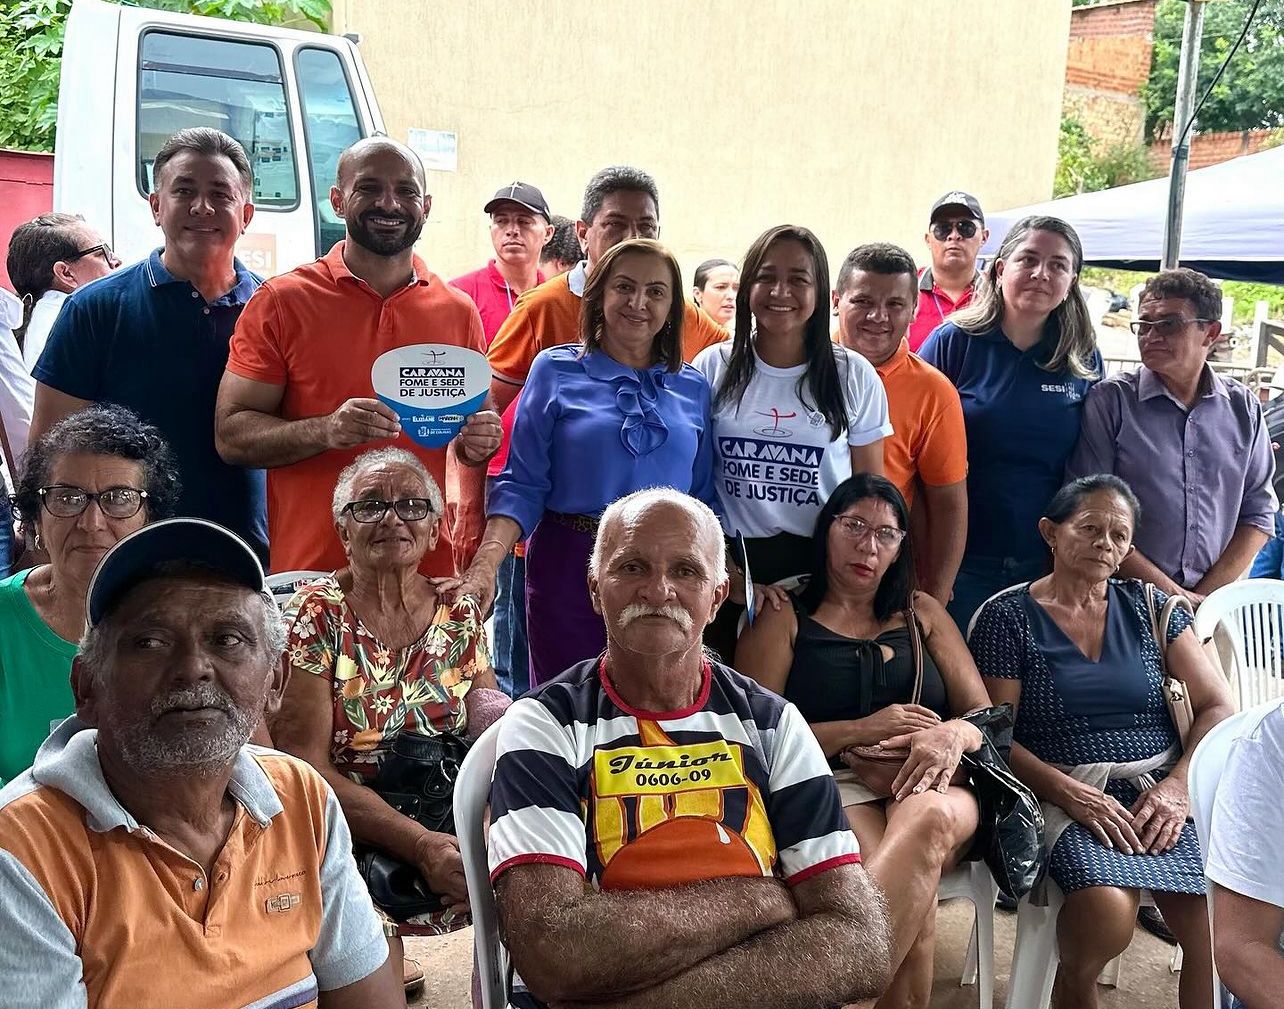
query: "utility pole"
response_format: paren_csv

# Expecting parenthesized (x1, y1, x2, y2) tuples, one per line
(1161, 0, 1207, 269)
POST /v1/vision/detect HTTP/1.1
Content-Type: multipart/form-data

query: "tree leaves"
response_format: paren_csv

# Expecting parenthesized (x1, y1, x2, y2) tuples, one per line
(0, 0, 332, 152)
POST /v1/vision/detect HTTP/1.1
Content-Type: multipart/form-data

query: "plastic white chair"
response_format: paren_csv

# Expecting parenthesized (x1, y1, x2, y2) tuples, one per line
(453, 722, 510, 1009)
(264, 569, 328, 609)
(939, 860, 998, 1009)
(1193, 578, 1284, 708)
(1188, 701, 1281, 1009)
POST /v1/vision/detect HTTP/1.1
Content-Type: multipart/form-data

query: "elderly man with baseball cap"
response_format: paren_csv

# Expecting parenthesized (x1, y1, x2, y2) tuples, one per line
(908, 191, 989, 351)
(451, 182, 555, 345)
(0, 518, 401, 1009)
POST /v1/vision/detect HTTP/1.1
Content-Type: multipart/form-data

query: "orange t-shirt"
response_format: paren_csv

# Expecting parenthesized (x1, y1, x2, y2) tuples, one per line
(874, 338, 968, 505)
(486, 270, 727, 387)
(226, 243, 486, 576)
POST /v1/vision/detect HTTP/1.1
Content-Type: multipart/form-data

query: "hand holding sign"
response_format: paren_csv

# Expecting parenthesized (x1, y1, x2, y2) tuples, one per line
(455, 409, 502, 466)
(326, 397, 402, 449)
(372, 344, 492, 449)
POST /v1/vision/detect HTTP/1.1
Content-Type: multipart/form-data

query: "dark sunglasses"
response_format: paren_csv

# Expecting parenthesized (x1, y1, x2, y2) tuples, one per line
(68, 243, 115, 264)
(342, 497, 434, 524)
(930, 220, 980, 241)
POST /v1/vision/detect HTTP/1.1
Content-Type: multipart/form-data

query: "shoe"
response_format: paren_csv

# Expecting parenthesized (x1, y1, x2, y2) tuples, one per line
(404, 957, 426, 996)
(1137, 905, 1177, 945)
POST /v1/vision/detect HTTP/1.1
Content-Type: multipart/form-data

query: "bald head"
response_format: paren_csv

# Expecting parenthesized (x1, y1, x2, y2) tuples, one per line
(591, 489, 727, 582)
(336, 137, 426, 189)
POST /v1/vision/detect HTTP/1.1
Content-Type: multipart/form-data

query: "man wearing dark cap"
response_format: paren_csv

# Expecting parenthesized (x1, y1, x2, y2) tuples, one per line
(451, 182, 555, 346)
(0, 518, 401, 1008)
(908, 191, 989, 352)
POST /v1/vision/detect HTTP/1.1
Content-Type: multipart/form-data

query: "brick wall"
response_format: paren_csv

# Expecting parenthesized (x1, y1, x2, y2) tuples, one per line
(1063, 0, 1156, 147)
(1149, 129, 1280, 171)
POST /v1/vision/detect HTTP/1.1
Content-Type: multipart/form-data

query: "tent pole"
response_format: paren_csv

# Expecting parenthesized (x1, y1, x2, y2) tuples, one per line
(1162, 0, 1207, 270)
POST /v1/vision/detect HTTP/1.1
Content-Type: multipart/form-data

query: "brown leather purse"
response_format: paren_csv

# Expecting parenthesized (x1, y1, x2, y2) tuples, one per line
(840, 608, 964, 797)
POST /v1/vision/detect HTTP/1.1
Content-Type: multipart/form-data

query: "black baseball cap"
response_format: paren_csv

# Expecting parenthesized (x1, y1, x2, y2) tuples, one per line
(484, 182, 551, 220)
(87, 518, 266, 627)
(929, 191, 985, 225)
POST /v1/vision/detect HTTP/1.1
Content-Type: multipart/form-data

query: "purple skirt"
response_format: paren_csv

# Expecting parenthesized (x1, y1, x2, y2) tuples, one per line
(524, 516, 606, 687)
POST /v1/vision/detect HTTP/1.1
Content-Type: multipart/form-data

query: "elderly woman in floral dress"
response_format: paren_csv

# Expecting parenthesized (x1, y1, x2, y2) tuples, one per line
(272, 446, 508, 992)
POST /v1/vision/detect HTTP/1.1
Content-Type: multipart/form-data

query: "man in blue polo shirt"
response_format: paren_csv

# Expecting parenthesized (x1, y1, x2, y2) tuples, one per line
(29, 127, 267, 562)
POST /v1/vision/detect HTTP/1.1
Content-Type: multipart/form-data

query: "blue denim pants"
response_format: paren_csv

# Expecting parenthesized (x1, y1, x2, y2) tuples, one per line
(0, 492, 13, 580)
(492, 551, 530, 697)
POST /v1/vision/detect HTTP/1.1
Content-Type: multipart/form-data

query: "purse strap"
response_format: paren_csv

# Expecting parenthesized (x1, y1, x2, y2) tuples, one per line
(904, 605, 924, 705)
(1144, 582, 1194, 670)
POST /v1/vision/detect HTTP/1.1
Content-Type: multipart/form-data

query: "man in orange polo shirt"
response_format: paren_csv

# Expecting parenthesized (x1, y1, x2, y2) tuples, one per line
(215, 138, 501, 577)
(0, 519, 400, 1009)
(835, 243, 968, 604)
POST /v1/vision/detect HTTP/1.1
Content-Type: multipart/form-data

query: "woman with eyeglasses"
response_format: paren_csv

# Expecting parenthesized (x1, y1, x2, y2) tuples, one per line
(737, 473, 991, 1009)
(272, 446, 508, 980)
(919, 215, 1102, 632)
(6, 212, 120, 369)
(0, 405, 178, 783)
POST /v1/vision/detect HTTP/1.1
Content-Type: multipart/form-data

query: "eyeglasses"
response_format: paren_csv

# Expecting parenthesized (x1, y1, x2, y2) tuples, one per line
(38, 484, 148, 519)
(1128, 316, 1216, 337)
(931, 220, 979, 241)
(342, 497, 434, 524)
(68, 243, 115, 265)
(834, 515, 907, 550)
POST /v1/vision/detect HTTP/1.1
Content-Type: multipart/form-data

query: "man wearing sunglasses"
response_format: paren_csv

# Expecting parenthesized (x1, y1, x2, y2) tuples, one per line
(907, 192, 988, 352)
(1068, 268, 1277, 606)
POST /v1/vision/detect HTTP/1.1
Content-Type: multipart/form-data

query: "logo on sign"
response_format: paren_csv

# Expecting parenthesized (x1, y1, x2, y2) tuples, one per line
(371, 345, 491, 449)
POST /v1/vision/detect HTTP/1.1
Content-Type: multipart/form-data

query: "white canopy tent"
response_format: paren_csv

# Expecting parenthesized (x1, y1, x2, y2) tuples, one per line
(981, 145, 1284, 283)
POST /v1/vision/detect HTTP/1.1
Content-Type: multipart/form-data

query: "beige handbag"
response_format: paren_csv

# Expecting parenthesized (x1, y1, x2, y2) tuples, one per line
(1144, 583, 1195, 748)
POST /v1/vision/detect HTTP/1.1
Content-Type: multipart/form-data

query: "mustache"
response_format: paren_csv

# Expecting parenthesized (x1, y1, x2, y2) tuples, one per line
(150, 683, 234, 716)
(619, 603, 693, 632)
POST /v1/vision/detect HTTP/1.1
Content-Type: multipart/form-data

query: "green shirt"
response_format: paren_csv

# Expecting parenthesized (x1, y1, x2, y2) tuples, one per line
(0, 569, 77, 784)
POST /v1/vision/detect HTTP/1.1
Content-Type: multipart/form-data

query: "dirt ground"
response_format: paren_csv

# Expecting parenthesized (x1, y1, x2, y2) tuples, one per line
(405, 897, 1186, 1008)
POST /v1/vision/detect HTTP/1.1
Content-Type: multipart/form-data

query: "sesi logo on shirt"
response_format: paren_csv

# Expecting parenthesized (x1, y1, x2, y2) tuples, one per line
(1041, 383, 1083, 402)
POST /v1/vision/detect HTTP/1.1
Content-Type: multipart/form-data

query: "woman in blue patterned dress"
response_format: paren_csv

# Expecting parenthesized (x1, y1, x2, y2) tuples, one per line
(971, 474, 1233, 1009)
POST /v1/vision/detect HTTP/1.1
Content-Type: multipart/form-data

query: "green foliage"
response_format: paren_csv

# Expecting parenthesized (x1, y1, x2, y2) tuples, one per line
(1082, 266, 1284, 327)
(1054, 117, 1158, 198)
(1143, 0, 1284, 139)
(0, 0, 331, 153)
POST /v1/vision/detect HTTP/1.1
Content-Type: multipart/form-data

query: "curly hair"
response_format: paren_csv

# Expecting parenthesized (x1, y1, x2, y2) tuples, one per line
(14, 405, 181, 527)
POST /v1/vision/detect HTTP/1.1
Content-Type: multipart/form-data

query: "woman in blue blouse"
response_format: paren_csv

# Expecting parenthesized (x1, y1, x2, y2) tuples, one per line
(919, 215, 1102, 631)
(455, 239, 718, 685)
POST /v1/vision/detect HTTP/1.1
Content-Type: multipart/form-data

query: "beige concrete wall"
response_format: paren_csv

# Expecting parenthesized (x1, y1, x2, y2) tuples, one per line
(333, 0, 1071, 285)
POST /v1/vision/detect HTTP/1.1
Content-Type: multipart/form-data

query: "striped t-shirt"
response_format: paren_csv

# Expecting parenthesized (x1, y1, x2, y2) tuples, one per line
(489, 655, 860, 892)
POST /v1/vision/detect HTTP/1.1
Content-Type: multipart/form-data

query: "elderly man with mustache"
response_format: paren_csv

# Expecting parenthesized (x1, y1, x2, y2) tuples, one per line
(487, 487, 893, 1009)
(0, 518, 401, 1009)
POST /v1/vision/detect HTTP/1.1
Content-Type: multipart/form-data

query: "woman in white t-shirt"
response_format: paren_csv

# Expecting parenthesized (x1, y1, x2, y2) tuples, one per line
(694, 224, 891, 655)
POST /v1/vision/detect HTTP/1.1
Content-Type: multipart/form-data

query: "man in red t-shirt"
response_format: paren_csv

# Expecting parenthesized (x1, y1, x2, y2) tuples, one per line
(214, 137, 502, 578)
(907, 191, 988, 351)
(450, 183, 554, 346)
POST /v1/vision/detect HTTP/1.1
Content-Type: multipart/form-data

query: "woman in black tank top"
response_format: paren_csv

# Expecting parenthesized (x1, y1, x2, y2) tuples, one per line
(737, 474, 993, 1009)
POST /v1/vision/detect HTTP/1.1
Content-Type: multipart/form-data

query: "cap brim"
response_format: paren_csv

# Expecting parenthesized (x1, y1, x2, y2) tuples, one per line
(87, 518, 266, 626)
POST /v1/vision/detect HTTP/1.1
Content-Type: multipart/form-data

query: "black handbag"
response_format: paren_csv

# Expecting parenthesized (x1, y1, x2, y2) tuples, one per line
(959, 705, 1048, 900)
(355, 731, 469, 921)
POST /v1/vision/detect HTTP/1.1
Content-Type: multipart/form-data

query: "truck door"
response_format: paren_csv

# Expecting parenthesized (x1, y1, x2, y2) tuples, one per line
(55, 0, 385, 277)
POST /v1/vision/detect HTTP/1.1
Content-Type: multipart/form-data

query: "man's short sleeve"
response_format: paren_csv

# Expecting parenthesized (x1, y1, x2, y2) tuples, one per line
(311, 787, 390, 990)
(764, 702, 861, 884)
(226, 284, 288, 386)
(1206, 706, 1284, 909)
(487, 294, 541, 387)
(914, 374, 968, 487)
(0, 851, 87, 1009)
(33, 292, 105, 401)
(487, 697, 588, 882)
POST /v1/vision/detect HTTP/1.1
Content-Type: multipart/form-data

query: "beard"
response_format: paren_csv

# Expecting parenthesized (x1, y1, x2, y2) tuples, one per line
(110, 682, 260, 779)
(347, 210, 425, 257)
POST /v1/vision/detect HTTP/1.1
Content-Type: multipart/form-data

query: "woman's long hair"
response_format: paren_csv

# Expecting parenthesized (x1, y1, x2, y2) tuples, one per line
(579, 238, 684, 372)
(798, 474, 915, 623)
(715, 225, 848, 438)
(950, 215, 1098, 380)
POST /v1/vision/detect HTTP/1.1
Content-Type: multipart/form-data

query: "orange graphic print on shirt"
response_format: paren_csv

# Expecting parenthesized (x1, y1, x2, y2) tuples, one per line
(588, 719, 778, 890)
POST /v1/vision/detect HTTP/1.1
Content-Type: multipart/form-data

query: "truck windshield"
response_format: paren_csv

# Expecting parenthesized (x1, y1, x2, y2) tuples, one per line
(296, 46, 363, 257)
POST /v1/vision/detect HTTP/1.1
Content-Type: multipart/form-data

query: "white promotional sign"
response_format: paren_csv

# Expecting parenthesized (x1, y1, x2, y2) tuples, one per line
(371, 344, 491, 449)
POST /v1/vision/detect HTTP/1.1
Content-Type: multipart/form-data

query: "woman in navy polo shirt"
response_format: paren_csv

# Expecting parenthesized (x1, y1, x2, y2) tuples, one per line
(920, 216, 1101, 631)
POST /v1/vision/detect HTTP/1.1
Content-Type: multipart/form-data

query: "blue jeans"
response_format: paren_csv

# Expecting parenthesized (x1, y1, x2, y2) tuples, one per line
(947, 554, 1049, 637)
(0, 492, 13, 580)
(492, 550, 530, 698)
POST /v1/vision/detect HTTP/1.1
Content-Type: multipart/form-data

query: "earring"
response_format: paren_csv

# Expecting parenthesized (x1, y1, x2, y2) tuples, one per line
(33, 531, 42, 550)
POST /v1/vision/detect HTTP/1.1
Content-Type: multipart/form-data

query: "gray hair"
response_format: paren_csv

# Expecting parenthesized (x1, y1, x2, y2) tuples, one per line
(589, 488, 727, 582)
(331, 446, 443, 523)
(580, 165, 659, 225)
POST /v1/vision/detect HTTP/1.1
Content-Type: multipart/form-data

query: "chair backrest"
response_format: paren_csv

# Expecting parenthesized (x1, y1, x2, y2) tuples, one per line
(453, 721, 509, 1009)
(264, 570, 329, 610)
(964, 582, 1032, 644)
(1193, 579, 1284, 708)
